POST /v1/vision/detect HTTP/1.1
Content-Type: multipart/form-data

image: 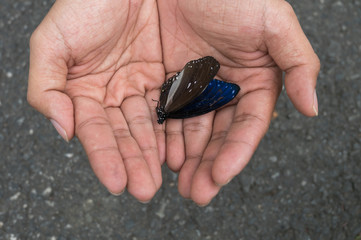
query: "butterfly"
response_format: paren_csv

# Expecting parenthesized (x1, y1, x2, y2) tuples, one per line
(156, 56, 240, 124)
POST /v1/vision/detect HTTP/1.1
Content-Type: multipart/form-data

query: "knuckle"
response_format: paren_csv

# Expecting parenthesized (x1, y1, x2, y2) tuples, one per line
(87, 146, 119, 159)
(234, 112, 264, 124)
(128, 114, 151, 126)
(29, 28, 42, 48)
(185, 153, 203, 161)
(166, 129, 183, 136)
(153, 127, 165, 136)
(26, 92, 37, 107)
(312, 54, 321, 73)
(113, 128, 131, 139)
(210, 130, 228, 142)
(76, 116, 109, 132)
(279, 1, 295, 18)
(233, 112, 269, 132)
(140, 145, 158, 153)
(183, 121, 209, 133)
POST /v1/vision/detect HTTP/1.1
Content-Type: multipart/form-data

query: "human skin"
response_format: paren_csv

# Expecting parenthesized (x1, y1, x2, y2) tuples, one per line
(27, 0, 319, 205)
(157, 0, 319, 205)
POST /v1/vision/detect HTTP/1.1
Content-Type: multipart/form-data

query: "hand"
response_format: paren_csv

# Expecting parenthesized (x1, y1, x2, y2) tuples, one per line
(157, 0, 320, 205)
(27, 0, 165, 202)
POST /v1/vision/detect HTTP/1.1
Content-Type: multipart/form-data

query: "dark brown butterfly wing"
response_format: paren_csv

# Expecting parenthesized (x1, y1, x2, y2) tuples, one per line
(159, 56, 220, 113)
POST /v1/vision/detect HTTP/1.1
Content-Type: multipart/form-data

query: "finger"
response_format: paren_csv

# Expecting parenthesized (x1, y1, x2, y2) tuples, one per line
(165, 119, 185, 171)
(106, 107, 157, 202)
(190, 106, 236, 206)
(178, 113, 214, 199)
(145, 91, 166, 165)
(265, 1, 320, 116)
(121, 96, 162, 190)
(27, 28, 74, 141)
(212, 87, 279, 186)
(74, 97, 127, 194)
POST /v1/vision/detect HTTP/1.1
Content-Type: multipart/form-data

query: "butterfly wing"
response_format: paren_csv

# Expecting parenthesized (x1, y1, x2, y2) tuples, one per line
(159, 56, 220, 113)
(168, 79, 240, 119)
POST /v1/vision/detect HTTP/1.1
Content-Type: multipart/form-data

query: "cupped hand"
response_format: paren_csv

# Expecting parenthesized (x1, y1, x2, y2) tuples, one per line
(158, 0, 320, 205)
(27, 0, 165, 202)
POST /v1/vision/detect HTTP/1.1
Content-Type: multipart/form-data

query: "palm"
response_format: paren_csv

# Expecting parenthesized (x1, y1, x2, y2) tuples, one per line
(32, 0, 165, 201)
(158, 0, 283, 204)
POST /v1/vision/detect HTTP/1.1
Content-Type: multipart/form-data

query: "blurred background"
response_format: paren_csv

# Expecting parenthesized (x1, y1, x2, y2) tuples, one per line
(0, 0, 360, 239)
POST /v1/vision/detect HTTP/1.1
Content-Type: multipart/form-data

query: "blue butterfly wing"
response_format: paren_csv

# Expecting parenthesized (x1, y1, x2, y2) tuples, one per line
(168, 79, 240, 119)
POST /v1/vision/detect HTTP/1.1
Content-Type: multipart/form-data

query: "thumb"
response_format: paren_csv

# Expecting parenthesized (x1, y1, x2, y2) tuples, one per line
(27, 27, 74, 141)
(265, 1, 320, 117)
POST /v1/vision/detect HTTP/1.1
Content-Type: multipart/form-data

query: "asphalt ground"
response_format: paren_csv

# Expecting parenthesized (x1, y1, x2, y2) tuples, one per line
(0, 0, 360, 239)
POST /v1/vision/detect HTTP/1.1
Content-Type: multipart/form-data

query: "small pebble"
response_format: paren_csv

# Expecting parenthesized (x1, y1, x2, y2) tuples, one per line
(9, 234, 17, 240)
(64, 153, 74, 158)
(301, 180, 307, 186)
(17, 117, 25, 126)
(156, 200, 168, 219)
(6, 72, 13, 78)
(9, 192, 21, 201)
(83, 199, 94, 211)
(42, 187, 52, 197)
(45, 201, 55, 207)
(272, 172, 280, 179)
(269, 156, 278, 162)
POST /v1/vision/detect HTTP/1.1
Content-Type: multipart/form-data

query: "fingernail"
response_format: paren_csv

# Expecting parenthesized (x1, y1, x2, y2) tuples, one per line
(50, 119, 68, 142)
(215, 178, 232, 187)
(197, 201, 211, 207)
(109, 189, 125, 196)
(312, 89, 318, 116)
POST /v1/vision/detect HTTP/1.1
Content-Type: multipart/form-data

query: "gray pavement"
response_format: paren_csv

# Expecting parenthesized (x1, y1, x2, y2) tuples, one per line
(1, 0, 360, 239)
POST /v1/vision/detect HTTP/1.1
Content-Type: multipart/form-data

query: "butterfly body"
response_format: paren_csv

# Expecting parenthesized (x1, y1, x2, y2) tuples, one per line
(156, 56, 240, 124)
